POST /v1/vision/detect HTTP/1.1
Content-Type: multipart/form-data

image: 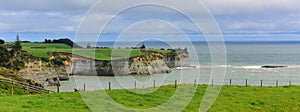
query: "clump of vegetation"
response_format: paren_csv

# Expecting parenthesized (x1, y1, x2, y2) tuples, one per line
(44, 38, 82, 48)
(0, 46, 10, 67)
(0, 35, 42, 71)
(49, 52, 70, 66)
(0, 35, 26, 71)
(0, 39, 4, 44)
(140, 43, 146, 49)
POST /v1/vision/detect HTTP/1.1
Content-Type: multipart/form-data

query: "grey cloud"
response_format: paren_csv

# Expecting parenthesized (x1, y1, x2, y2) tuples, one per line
(1, 0, 300, 34)
(203, 0, 300, 15)
(0, 0, 97, 12)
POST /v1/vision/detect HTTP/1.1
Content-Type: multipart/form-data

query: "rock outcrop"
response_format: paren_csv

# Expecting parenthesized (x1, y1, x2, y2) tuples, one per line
(70, 49, 189, 76)
(19, 65, 69, 86)
(18, 58, 70, 87)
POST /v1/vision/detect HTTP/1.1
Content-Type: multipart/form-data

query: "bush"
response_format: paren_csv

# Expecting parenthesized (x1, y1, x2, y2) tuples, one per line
(0, 39, 4, 44)
(0, 46, 10, 66)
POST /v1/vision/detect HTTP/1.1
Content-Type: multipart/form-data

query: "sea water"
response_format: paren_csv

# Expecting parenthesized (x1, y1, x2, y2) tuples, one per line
(52, 41, 300, 92)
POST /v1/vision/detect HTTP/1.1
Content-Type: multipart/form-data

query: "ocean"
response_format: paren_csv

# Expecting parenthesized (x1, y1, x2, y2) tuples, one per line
(48, 41, 300, 92)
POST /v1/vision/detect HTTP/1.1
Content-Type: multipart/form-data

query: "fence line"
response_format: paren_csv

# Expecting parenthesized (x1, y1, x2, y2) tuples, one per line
(0, 77, 54, 94)
(213, 79, 295, 87)
(106, 79, 296, 90)
(72, 78, 299, 92)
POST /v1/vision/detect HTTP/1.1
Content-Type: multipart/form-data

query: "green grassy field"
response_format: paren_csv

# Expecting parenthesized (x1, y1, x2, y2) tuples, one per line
(0, 85, 300, 111)
(22, 43, 144, 60)
(22, 43, 72, 58)
(22, 43, 175, 60)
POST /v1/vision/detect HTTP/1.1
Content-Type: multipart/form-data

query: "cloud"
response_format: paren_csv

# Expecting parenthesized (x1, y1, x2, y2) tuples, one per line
(0, 0, 97, 12)
(203, 0, 300, 15)
(0, 0, 300, 35)
(0, 0, 97, 33)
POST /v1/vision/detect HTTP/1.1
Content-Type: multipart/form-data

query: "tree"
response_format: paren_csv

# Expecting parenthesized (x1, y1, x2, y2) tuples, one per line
(0, 46, 10, 66)
(140, 43, 146, 49)
(87, 43, 91, 48)
(44, 39, 52, 43)
(12, 35, 22, 51)
(52, 38, 81, 48)
(0, 39, 4, 44)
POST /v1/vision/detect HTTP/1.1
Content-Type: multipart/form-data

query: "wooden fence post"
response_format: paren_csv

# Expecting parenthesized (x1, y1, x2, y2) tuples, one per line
(57, 84, 60, 93)
(245, 79, 248, 87)
(229, 79, 232, 86)
(212, 79, 214, 86)
(11, 81, 14, 95)
(175, 80, 177, 88)
(134, 81, 136, 89)
(84, 83, 86, 91)
(153, 80, 156, 88)
(260, 80, 263, 87)
(108, 82, 111, 90)
(276, 80, 278, 87)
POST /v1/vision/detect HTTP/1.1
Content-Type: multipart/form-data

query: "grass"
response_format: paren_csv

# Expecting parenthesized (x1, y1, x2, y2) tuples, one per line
(21, 43, 171, 60)
(22, 43, 143, 60)
(0, 82, 33, 95)
(1, 85, 300, 111)
(147, 49, 172, 55)
(22, 43, 72, 58)
(0, 92, 89, 112)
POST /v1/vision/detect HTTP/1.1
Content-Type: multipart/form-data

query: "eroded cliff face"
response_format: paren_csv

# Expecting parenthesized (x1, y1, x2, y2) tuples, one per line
(70, 59, 171, 76)
(19, 60, 70, 86)
(70, 49, 189, 76)
(15, 49, 190, 86)
(128, 59, 171, 75)
(164, 49, 190, 68)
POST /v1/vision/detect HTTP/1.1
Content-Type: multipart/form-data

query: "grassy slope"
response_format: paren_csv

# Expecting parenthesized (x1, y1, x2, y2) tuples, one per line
(0, 82, 33, 95)
(0, 85, 300, 111)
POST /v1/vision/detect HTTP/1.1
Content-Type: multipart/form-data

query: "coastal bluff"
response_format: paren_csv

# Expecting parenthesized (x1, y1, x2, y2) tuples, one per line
(16, 48, 189, 86)
(65, 48, 190, 76)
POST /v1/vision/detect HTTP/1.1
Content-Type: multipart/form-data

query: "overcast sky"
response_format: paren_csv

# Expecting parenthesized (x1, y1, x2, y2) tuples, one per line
(0, 0, 300, 41)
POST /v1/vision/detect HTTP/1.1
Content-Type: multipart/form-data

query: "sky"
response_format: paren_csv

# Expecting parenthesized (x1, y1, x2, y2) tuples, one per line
(0, 0, 300, 42)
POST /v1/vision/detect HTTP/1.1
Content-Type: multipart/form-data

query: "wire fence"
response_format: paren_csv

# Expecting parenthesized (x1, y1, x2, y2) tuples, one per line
(87, 79, 297, 91)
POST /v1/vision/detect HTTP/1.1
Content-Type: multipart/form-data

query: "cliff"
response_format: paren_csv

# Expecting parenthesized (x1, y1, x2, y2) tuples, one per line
(18, 60, 69, 86)
(70, 49, 190, 76)
(12, 48, 189, 86)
